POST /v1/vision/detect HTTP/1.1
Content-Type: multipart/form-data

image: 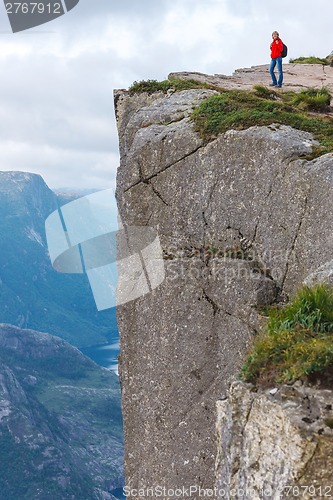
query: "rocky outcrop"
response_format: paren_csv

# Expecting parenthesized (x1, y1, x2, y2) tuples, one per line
(326, 52, 333, 66)
(169, 63, 333, 93)
(115, 67, 333, 495)
(216, 382, 333, 499)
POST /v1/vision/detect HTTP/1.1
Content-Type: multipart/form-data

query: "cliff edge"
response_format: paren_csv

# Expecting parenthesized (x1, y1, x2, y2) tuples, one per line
(114, 64, 333, 497)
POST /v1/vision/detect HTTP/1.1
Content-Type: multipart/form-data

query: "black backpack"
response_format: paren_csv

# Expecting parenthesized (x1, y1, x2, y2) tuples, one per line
(281, 43, 288, 58)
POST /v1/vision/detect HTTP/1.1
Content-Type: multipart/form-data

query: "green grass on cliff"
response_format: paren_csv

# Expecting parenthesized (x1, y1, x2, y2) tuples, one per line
(290, 56, 331, 65)
(192, 85, 333, 157)
(241, 284, 333, 387)
(128, 77, 333, 157)
(128, 78, 218, 94)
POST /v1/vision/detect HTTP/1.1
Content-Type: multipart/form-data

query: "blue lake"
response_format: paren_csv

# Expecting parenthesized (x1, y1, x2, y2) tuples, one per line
(80, 337, 120, 374)
(111, 487, 126, 499)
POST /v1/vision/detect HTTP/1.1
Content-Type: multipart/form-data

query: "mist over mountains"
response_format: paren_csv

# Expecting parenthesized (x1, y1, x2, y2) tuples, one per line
(0, 171, 117, 348)
(0, 170, 124, 498)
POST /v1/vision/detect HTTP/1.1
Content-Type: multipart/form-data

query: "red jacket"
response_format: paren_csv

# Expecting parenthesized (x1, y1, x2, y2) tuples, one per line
(270, 38, 283, 59)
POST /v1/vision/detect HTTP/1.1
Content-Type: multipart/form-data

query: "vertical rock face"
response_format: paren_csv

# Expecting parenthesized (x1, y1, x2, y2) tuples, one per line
(216, 382, 333, 499)
(114, 86, 333, 494)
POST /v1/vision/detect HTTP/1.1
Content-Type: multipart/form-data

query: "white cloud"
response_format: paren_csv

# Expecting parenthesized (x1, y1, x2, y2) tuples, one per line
(0, 140, 117, 189)
(0, 0, 331, 189)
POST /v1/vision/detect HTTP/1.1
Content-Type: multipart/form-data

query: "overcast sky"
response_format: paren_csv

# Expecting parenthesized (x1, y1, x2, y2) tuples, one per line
(0, 0, 331, 190)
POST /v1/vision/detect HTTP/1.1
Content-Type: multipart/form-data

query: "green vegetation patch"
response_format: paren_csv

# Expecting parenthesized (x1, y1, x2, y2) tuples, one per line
(128, 78, 333, 157)
(291, 87, 332, 111)
(191, 85, 333, 157)
(128, 78, 218, 94)
(241, 284, 333, 386)
(290, 56, 330, 65)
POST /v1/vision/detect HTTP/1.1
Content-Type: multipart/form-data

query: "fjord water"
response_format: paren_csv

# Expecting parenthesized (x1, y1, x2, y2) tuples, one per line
(81, 336, 120, 374)
(111, 487, 126, 499)
(83, 333, 126, 500)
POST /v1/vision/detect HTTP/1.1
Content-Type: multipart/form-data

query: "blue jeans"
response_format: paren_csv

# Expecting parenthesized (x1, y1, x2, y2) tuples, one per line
(270, 57, 283, 86)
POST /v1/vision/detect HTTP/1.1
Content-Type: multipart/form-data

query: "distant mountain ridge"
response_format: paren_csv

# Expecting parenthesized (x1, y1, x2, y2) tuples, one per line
(53, 187, 101, 205)
(0, 323, 123, 499)
(0, 171, 117, 347)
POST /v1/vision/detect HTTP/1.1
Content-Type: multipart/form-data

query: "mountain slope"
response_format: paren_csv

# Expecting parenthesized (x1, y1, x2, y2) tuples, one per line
(0, 323, 123, 499)
(0, 171, 117, 347)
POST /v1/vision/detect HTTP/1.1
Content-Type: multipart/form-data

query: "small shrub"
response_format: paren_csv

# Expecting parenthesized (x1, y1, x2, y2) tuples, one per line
(128, 78, 217, 94)
(128, 79, 170, 94)
(253, 84, 277, 99)
(291, 87, 332, 112)
(240, 284, 333, 386)
(290, 56, 330, 65)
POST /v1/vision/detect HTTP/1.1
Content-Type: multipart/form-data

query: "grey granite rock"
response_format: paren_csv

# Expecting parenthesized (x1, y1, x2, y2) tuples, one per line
(169, 63, 333, 93)
(114, 80, 333, 496)
(216, 381, 333, 499)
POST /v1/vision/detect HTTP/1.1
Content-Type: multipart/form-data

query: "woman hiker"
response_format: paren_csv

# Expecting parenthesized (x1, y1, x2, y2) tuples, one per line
(270, 30, 283, 87)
